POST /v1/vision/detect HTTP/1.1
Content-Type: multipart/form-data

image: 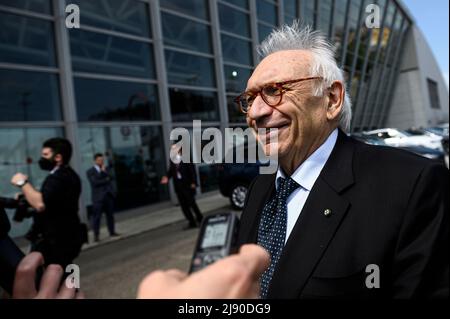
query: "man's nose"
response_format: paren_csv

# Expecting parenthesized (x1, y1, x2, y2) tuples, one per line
(248, 95, 273, 121)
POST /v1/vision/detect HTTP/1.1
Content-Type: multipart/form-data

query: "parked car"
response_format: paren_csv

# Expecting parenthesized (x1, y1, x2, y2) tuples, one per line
(218, 161, 260, 210)
(350, 132, 387, 146)
(364, 128, 443, 150)
(351, 132, 446, 164)
(218, 141, 274, 210)
(424, 126, 449, 137)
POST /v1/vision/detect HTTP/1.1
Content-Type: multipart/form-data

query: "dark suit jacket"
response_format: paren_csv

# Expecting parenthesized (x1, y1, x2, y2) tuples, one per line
(167, 161, 198, 193)
(238, 130, 449, 299)
(86, 166, 115, 204)
(39, 166, 82, 242)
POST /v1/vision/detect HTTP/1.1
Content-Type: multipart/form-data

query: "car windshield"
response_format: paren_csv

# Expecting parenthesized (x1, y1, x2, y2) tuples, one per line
(396, 130, 411, 137)
(426, 127, 448, 136)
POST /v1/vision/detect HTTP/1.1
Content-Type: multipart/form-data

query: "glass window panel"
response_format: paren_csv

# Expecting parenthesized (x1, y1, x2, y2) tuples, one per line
(225, 0, 249, 10)
(218, 4, 251, 38)
(221, 35, 252, 65)
(70, 29, 155, 79)
(0, 0, 51, 14)
(317, 0, 332, 34)
(74, 78, 160, 121)
(224, 65, 252, 93)
(0, 70, 61, 121)
(71, 0, 151, 37)
(169, 89, 219, 121)
(160, 0, 209, 20)
(227, 95, 246, 123)
(165, 50, 216, 87)
(78, 125, 169, 210)
(349, 0, 361, 23)
(257, 0, 278, 25)
(300, 0, 315, 27)
(333, 0, 347, 52)
(377, 5, 396, 64)
(162, 12, 212, 53)
(258, 23, 273, 42)
(427, 79, 441, 110)
(284, 15, 295, 25)
(0, 127, 64, 237)
(0, 12, 56, 66)
(284, 0, 297, 16)
(199, 164, 220, 192)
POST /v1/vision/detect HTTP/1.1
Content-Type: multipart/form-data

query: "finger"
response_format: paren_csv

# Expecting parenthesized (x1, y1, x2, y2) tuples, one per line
(13, 252, 44, 299)
(57, 283, 77, 299)
(165, 269, 188, 281)
(238, 244, 271, 279)
(137, 270, 185, 299)
(35, 264, 64, 299)
(75, 290, 85, 299)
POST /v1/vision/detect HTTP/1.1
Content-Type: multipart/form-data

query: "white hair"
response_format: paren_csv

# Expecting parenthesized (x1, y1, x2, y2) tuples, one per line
(257, 21, 352, 132)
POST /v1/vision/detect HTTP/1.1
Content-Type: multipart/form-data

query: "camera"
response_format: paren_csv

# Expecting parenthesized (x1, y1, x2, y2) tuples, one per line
(0, 195, 34, 223)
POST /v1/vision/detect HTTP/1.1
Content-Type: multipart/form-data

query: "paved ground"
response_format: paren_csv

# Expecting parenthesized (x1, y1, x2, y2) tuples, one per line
(76, 207, 230, 299)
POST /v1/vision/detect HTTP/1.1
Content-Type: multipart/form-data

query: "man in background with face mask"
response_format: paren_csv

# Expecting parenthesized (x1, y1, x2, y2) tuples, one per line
(161, 144, 203, 230)
(10, 138, 85, 268)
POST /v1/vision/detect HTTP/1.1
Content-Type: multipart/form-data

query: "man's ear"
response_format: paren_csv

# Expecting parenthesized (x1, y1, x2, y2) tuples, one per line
(326, 81, 345, 122)
(54, 153, 63, 165)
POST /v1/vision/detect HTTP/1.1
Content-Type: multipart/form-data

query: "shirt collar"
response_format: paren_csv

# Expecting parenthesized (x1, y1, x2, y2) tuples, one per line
(276, 128, 338, 191)
(50, 165, 60, 175)
(94, 164, 101, 173)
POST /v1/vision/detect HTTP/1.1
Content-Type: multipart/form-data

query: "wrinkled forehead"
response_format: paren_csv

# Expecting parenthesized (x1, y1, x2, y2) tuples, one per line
(246, 50, 314, 90)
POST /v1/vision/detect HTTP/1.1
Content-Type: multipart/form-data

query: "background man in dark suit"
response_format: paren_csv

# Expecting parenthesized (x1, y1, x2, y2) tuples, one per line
(86, 153, 118, 242)
(161, 145, 203, 229)
(235, 22, 448, 299)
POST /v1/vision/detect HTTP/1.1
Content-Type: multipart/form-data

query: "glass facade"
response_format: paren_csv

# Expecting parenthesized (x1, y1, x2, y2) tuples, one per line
(0, 0, 413, 237)
(78, 125, 168, 211)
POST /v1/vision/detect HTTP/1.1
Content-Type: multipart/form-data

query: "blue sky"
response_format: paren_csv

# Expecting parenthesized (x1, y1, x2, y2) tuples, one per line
(402, 0, 449, 88)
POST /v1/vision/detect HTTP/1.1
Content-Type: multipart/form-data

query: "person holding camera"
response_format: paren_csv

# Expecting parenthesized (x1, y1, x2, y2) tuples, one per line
(10, 138, 86, 268)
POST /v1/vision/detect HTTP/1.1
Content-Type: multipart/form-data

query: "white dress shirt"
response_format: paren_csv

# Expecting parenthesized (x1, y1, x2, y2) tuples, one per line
(276, 129, 338, 243)
(50, 166, 59, 175)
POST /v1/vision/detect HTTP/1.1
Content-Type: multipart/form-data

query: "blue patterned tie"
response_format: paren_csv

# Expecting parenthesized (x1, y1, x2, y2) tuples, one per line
(257, 176, 300, 298)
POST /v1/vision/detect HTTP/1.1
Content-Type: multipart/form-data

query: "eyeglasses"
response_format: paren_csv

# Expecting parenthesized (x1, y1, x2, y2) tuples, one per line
(234, 76, 323, 114)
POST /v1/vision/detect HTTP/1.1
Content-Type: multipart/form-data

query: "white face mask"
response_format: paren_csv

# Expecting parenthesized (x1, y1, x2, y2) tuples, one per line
(171, 153, 182, 164)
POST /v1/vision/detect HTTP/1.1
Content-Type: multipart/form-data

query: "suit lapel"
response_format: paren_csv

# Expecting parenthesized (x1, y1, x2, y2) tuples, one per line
(268, 130, 356, 298)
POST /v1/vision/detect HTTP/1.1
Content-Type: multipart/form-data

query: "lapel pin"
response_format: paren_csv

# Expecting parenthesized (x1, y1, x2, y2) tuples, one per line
(324, 208, 332, 217)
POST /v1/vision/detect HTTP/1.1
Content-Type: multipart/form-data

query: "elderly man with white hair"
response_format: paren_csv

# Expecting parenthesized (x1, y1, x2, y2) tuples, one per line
(235, 22, 448, 299)
(136, 22, 448, 300)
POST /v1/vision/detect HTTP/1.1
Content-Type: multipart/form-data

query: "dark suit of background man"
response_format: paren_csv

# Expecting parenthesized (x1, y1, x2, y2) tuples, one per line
(236, 22, 448, 299)
(86, 153, 118, 242)
(161, 145, 203, 229)
(10, 138, 85, 268)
